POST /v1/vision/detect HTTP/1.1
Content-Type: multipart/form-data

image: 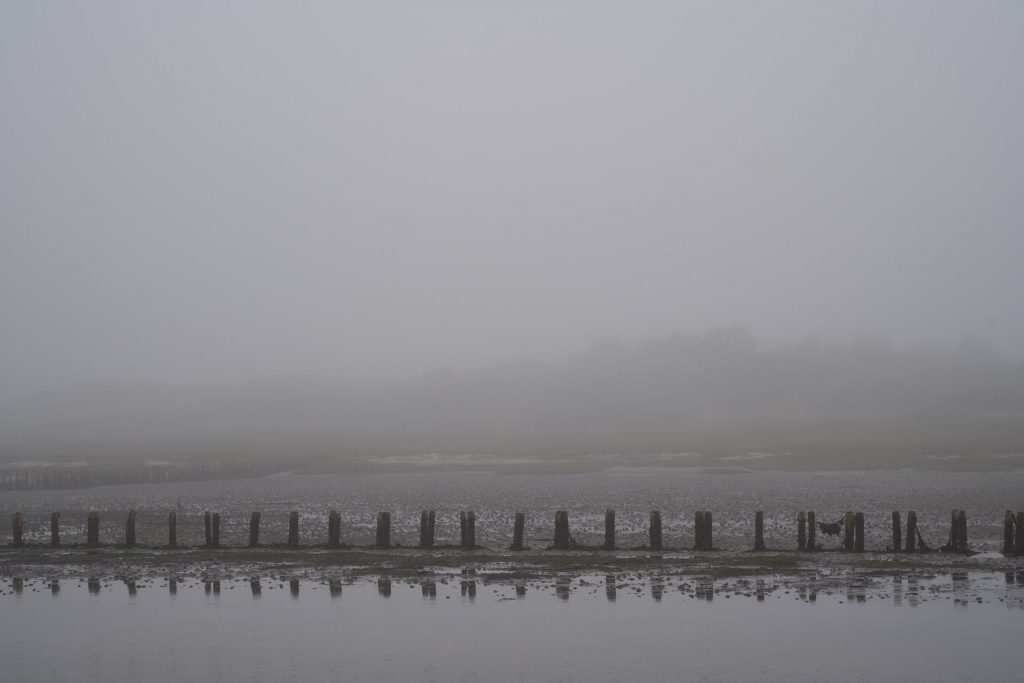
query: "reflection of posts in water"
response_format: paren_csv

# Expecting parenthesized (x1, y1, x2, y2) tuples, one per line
(555, 577, 570, 601)
(377, 579, 391, 597)
(648, 511, 662, 551)
(605, 575, 616, 601)
(419, 581, 434, 599)
(125, 578, 137, 596)
(650, 578, 663, 602)
(604, 510, 615, 550)
(88, 578, 100, 595)
(250, 578, 261, 597)
(50, 579, 59, 596)
(515, 584, 526, 598)
(460, 580, 476, 600)
(329, 580, 343, 598)
(756, 579, 765, 602)
(289, 578, 299, 598)
(168, 579, 177, 597)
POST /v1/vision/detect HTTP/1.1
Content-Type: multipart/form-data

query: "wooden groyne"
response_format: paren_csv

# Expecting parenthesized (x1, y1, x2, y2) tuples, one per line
(8, 507, 1022, 555)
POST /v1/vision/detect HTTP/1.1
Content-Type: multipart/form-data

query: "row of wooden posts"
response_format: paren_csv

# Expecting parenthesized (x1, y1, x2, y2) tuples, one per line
(9, 509, 1024, 553)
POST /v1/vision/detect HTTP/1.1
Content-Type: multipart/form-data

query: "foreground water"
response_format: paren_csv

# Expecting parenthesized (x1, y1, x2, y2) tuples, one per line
(3, 573, 1022, 683)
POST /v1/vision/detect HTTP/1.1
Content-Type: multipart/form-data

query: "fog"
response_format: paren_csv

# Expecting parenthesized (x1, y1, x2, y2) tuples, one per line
(2, 3, 1023, 464)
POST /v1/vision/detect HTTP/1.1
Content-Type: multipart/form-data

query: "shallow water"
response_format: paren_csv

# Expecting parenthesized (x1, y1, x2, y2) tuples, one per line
(2, 574, 1022, 683)
(3, 469, 1023, 550)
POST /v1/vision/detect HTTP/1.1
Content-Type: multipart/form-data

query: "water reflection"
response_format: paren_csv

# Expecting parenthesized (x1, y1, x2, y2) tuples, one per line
(50, 579, 59, 596)
(330, 580, 343, 598)
(460, 580, 476, 601)
(555, 577, 571, 601)
(169, 579, 177, 597)
(650, 577, 663, 602)
(605, 575, 616, 602)
(88, 577, 100, 595)
(250, 578, 261, 598)
(515, 584, 526, 598)
(290, 579, 300, 598)
(756, 579, 765, 603)
(125, 579, 137, 597)
(13, 578, 23, 595)
(377, 579, 391, 598)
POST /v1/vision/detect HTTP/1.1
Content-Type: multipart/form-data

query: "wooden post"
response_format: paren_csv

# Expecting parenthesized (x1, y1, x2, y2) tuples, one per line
(203, 511, 212, 547)
(211, 513, 220, 548)
(649, 511, 663, 550)
(604, 510, 616, 550)
(694, 511, 705, 550)
(906, 511, 917, 553)
(51, 512, 60, 547)
(1004, 511, 1014, 554)
(892, 511, 902, 552)
(12, 512, 24, 547)
(459, 511, 476, 548)
(854, 512, 864, 552)
(754, 511, 765, 551)
(957, 510, 967, 552)
(511, 512, 525, 550)
(419, 511, 433, 548)
(704, 511, 713, 550)
(125, 510, 137, 548)
(288, 511, 299, 548)
(553, 510, 571, 549)
(87, 512, 100, 547)
(328, 510, 341, 547)
(1017, 512, 1024, 552)
(797, 511, 806, 551)
(249, 512, 261, 547)
(843, 511, 854, 551)
(376, 512, 391, 548)
(807, 511, 816, 551)
(948, 509, 959, 551)
(167, 512, 177, 548)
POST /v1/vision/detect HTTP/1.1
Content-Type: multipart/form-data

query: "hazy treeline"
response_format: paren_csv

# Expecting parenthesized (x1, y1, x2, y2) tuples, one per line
(1, 330, 1022, 466)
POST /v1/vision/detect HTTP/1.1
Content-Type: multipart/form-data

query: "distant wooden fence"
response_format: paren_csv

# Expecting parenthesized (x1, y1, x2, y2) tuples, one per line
(6, 508, 1024, 555)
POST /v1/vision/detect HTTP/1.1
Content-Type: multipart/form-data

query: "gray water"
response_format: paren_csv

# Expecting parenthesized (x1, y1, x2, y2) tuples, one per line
(2, 573, 1022, 683)
(3, 469, 1023, 550)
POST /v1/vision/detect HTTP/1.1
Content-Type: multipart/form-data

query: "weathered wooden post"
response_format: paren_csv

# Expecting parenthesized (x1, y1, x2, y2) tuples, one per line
(12, 512, 24, 547)
(328, 510, 342, 547)
(418, 511, 433, 548)
(211, 513, 221, 548)
(892, 511, 902, 552)
(906, 511, 918, 553)
(948, 510, 959, 551)
(167, 512, 177, 548)
(854, 512, 864, 552)
(649, 511, 663, 550)
(203, 511, 213, 547)
(87, 512, 100, 547)
(376, 512, 391, 548)
(249, 511, 261, 547)
(1017, 512, 1024, 552)
(460, 511, 476, 548)
(1004, 511, 1015, 553)
(553, 510, 571, 549)
(51, 512, 60, 547)
(754, 511, 765, 551)
(604, 510, 616, 550)
(797, 511, 806, 551)
(694, 511, 705, 550)
(704, 511, 713, 549)
(957, 510, 967, 552)
(288, 511, 299, 548)
(807, 511, 816, 550)
(511, 512, 525, 550)
(125, 510, 137, 548)
(843, 511, 854, 551)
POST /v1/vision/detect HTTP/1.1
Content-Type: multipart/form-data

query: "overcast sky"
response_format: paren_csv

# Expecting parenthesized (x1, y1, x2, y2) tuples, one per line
(1, 1, 1022, 398)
